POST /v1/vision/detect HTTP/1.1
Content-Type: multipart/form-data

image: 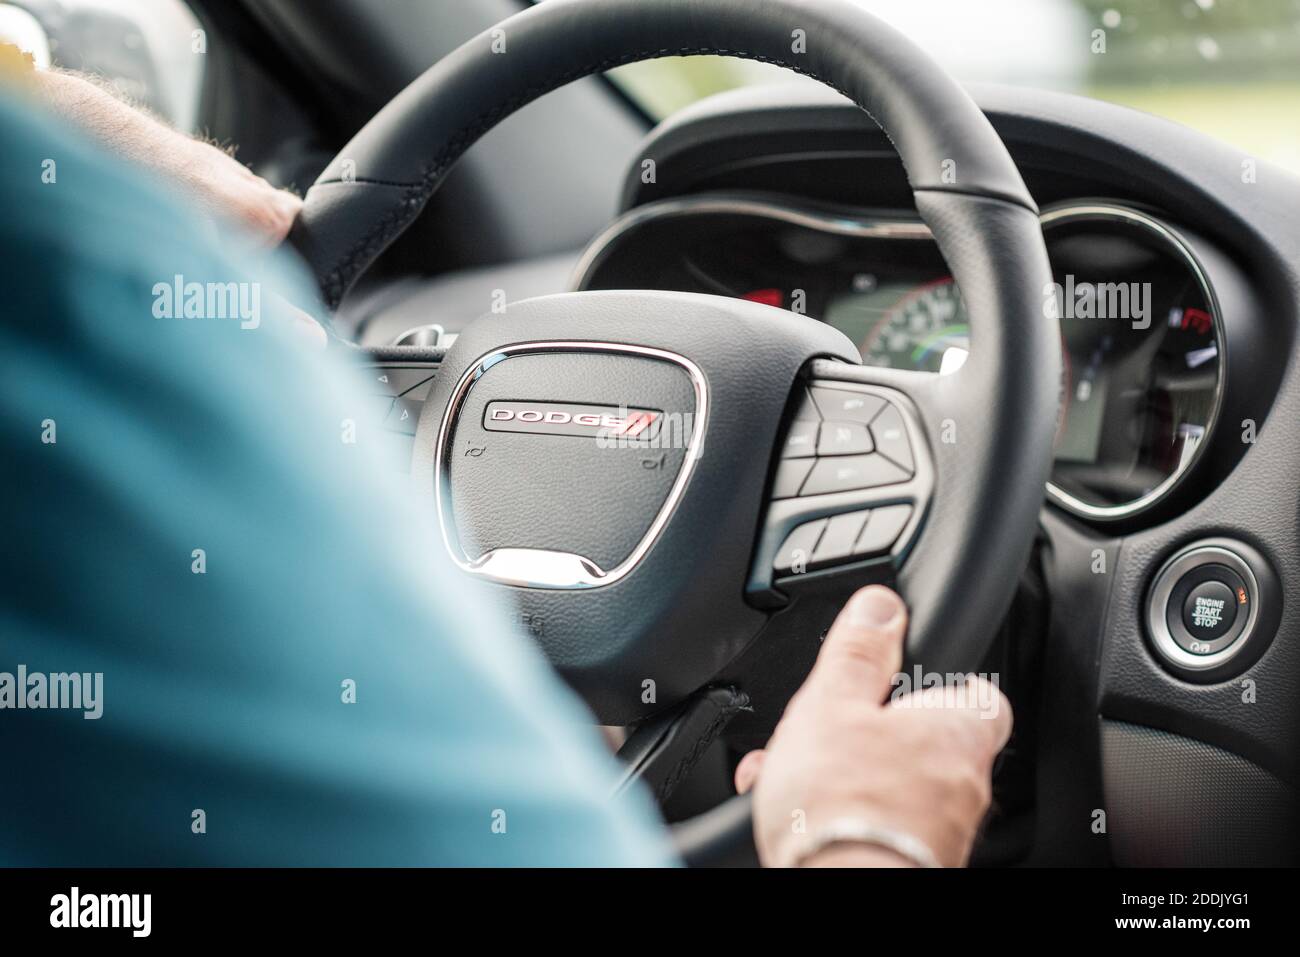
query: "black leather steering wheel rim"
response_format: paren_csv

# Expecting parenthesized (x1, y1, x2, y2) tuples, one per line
(292, 0, 1059, 678)
(292, 0, 1040, 311)
(290, 0, 1061, 863)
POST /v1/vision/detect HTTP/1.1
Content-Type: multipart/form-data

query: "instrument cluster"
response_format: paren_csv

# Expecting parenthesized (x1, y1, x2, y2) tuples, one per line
(574, 196, 1224, 520)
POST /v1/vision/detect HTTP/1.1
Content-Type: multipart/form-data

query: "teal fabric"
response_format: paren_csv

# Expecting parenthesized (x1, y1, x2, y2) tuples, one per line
(0, 90, 675, 866)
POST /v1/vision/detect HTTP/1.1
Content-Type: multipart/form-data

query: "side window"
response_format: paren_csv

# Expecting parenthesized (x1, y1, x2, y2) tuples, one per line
(0, 0, 205, 132)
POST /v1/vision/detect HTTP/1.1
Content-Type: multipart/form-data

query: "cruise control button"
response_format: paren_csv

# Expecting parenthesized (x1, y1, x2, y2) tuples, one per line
(812, 510, 870, 565)
(854, 505, 913, 556)
(384, 398, 422, 435)
(802, 454, 910, 496)
(809, 387, 886, 424)
(870, 404, 914, 473)
(368, 366, 436, 397)
(817, 421, 874, 456)
(1181, 580, 1238, 644)
(782, 419, 819, 458)
(772, 458, 814, 498)
(774, 519, 827, 574)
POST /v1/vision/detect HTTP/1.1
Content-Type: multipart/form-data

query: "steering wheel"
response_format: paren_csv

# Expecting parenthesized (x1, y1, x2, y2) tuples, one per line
(290, 0, 1059, 859)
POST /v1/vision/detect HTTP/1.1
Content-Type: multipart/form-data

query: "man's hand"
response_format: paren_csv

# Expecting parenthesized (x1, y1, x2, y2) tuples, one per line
(176, 136, 303, 245)
(31, 69, 301, 245)
(737, 585, 1012, 868)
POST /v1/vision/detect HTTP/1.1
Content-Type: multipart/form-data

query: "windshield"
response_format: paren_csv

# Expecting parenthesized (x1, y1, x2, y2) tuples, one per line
(605, 0, 1300, 172)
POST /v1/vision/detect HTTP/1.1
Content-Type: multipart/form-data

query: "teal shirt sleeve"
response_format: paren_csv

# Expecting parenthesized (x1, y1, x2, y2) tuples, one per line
(0, 91, 677, 866)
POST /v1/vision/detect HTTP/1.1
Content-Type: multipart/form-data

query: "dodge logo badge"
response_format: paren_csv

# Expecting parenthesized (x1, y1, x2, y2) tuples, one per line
(483, 400, 661, 439)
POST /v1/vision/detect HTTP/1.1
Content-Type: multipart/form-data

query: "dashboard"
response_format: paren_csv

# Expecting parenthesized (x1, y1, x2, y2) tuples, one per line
(573, 194, 1225, 522)
(344, 82, 1300, 865)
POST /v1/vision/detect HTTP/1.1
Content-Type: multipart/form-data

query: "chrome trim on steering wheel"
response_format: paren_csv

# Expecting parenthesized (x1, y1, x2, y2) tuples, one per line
(433, 341, 709, 589)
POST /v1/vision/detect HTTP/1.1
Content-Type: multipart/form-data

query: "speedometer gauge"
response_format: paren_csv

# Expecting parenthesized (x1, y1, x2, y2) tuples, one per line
(821, 205, 1223, 519)
(861, 278, 969, 373)
(1041, 206, 1223, 518)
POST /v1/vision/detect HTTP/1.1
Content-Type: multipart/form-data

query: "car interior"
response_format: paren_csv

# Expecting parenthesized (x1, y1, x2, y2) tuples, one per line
(14, 0, 1298, 868)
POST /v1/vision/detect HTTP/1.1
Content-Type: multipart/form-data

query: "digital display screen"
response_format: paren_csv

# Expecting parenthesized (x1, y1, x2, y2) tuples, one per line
(1054, 367, 1109, 464)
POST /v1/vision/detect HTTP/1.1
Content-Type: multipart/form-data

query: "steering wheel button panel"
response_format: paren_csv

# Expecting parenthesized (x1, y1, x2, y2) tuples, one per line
(817, 421, 874, 456)
(809, 387, 887, 423)
(774, 519, 827, 574)
(781, 419, 819, 458)
(753, 380, 933, 597)
(813, 511, 872, 565)
(869, 405, 914, 472)
(772, 458, 814, 499)
(854, 505, 914, 557)
(367, 366, 437, 397)
(385, 398, 422, 436)
(802, 453, 910, 496)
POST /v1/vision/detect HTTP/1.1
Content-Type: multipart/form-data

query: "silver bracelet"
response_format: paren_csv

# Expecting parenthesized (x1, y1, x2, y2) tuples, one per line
(791, 818, 942, 868)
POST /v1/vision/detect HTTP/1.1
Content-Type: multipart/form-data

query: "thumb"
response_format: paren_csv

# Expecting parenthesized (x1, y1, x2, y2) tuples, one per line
(807, 585, 907, 703)
(733, 749, 766, 794)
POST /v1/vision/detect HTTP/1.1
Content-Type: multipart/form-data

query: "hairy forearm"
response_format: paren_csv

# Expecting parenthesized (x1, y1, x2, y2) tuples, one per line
(28, 68, 301, 244)
(37, 70, 182, 166)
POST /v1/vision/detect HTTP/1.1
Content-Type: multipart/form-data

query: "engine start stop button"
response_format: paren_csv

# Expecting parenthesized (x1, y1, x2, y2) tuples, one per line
(1146, 542, 1270, 679)
(1165, 563, 1249, 656)
(1181, 579, 1238, 643)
